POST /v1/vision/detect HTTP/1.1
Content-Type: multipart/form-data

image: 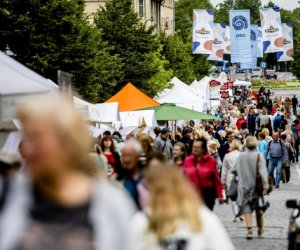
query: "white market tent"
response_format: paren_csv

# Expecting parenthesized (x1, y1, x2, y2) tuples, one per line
(119, 110, 157, 128)
(73, 96, 102, 122)
(190, 76, 211, 110)
(0, 51, 58, 130)
(95, 102, 120, 123)
(156, 77, 204, 112)
(233, 80, 252, 87)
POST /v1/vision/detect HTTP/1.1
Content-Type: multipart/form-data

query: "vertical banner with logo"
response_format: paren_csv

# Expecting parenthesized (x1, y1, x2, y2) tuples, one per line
(229, 10, 252, 64)
(260, 7, 283, 53)
(192, 9, 214, 54)
(277, 23, 294, 61)
(241, 25, 258, 69)
(207, 23, 226, 61)
(257, 27, 264, 58)
(224, 25, 231, 54)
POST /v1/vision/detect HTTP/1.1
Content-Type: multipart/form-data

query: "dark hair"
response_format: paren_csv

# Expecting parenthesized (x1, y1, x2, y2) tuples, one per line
(281, 134, 287, 140)
(153, 127, 162, 137)
(194, 138, 208, 154)
(100, 135, 115, 153)
(281, 115, 285, 119)
(103, 130, 111, 136)
(241, 122, 248, 129)
(259, 132, 266, 140)
(112, 131, 122, 139)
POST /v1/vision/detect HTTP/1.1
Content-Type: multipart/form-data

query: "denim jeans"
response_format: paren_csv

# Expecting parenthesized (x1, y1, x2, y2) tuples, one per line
(268, 157, 282, 187)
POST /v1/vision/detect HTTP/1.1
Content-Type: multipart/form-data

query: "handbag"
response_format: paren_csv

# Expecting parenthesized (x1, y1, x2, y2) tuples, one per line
(227, 178, 238, 201)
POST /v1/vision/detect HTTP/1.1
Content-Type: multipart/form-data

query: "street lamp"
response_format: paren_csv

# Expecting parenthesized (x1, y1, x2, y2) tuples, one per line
(4, 44, 15, 57)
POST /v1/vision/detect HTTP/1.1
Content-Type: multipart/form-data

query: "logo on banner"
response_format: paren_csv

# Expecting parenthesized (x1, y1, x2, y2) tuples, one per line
(196, 27, 211, 35)
(213, 38, 222, 45)
(283, 39, 291, 45)
(265, 25, 279, 33)
(209, 80, 221, 87)
(232, 16, 248, 30)
(251, 30, 256, 41)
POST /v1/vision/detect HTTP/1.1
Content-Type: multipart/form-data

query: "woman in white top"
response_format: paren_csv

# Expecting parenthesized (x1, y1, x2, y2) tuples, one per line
(130, 165, 235, 250)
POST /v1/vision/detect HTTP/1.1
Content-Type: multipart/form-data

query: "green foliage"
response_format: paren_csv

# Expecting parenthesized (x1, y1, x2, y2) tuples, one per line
(94, 0, 171, 97)
(292, 36, 300, 79)
(0, 0, 122, 103)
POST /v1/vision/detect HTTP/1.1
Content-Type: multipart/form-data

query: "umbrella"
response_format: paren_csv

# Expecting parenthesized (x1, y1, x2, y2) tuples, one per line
(142, 103, 220, 121)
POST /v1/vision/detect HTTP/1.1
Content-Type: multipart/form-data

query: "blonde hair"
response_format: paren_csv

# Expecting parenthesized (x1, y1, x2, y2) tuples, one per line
(245, 136, 258, 150)
(230, 140, 241, 151)
(17, 95, 97, 176)
(146, 166, 202, 243)
(262, 128, 270, 136)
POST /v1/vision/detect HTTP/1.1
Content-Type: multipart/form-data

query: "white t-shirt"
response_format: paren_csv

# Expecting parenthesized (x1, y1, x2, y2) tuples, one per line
(130, 207, 235, 250)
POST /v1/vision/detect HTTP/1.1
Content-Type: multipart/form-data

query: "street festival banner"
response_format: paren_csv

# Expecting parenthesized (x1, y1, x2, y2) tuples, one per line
(260, 7, 283, 53)
(192, 9, 214, 54)
(209, 79, 221, 100)
(207, 23, 226, 61)
(277, 23, 294, 61)
(257, 27, 264, 58)
(241, 25, 258, 69)
(224, 25, 231, 54)
(229, 10, 252, 64)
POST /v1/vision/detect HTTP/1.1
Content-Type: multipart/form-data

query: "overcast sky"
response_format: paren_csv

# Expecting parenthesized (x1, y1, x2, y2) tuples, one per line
(210, 0, 299, 10)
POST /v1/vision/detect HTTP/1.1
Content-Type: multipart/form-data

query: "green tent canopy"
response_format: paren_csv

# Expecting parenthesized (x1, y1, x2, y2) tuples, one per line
(142, 103, 220, 121)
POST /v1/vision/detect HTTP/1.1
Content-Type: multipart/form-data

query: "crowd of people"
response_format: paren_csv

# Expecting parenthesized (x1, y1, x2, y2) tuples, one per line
(0, 87, 299, 249)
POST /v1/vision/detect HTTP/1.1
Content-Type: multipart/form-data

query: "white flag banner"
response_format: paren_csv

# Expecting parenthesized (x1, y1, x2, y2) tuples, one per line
(224, 25, 231, 54)
(277, 23, 294, 62)
(260, 7, 283, 53)
(208, 23, 226, 61)
(257, 27, 263, 58)
(192, 9, 214, 54)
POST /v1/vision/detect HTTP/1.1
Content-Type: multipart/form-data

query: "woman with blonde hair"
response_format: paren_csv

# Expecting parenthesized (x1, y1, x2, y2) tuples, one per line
(0, 96, 134, 250)
(233, 136, 269, 240)
(262, 128, 273, 142)
(130, 166, 234, 250)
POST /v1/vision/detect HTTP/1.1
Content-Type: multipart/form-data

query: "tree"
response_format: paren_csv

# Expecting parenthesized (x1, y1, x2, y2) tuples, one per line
(291, 36, 300, 79)
(175, 0, 213, 41)
(0, 0, 122, 103)
(94, 0, 172, 97)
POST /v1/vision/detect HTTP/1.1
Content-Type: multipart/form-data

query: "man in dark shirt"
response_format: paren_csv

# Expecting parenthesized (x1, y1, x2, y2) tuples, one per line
(292, 95, 298, 116)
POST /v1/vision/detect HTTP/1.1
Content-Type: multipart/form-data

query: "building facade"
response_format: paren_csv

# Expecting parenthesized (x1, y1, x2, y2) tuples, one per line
(85, 0, 175, 35)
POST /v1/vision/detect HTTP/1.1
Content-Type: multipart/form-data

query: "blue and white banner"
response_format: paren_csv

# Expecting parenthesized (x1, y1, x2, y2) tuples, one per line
(260, 7, 283, 53)
(229, 10, 252, 64)
(224, 25, 231, 54)
(208, 23, 226, 61)
(192, 9, 214, 54)
(277, 23, 294, 61)
(241, 25, 258, 69)
(257, 27, 263, 58)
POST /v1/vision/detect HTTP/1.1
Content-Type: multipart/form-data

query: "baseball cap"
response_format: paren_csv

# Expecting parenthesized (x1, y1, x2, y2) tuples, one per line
(161, 127, 170, 134)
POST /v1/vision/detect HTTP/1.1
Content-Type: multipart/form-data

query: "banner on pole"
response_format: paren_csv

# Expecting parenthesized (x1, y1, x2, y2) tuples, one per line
(208, 23, 226, 61)
(229, 10, 252, 64)
(192, 9, 214, 54)
(241, 25, 258, 69)
(277, 23, 294, 62)
(257, 27, 263, 58)
(260, 7, 283, 53)
(224, 26, 231, 54)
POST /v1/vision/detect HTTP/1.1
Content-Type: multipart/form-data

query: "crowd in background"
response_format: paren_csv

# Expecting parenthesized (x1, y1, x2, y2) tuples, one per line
(0, 87, 300, 249)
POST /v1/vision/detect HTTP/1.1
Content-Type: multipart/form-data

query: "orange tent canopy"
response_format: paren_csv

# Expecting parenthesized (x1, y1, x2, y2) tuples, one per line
(105, 83, 160, 112)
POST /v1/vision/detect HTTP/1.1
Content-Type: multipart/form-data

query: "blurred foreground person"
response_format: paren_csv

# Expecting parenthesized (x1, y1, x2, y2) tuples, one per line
(0, 97, 134, 250)
(183, 138, 223, 211)
(233, 136, 269, 240)
(130, 166, 235, 250)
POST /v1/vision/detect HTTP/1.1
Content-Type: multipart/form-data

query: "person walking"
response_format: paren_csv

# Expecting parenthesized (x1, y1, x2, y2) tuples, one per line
(264, 132, 288, 189)
(292, 95, 298, 116)
(281, 134, 294, 183)
(258, 132, 269, 156)
(173, 142, 187, 167)
(183, 138, 224, 211)
(130, 166, 235, 250)
(153, 128, 173, 160)
(221, 140, 242, 222)
(233, 136, 269, 240)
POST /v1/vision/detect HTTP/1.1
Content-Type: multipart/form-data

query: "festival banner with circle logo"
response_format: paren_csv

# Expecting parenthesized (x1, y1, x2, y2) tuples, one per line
(277, 23, 294, 62)
(224, 25, 231, 54)
(259, 7, 283, 53)
(257, 27, 264, 58)
(241, 25, 258, 69)
(208, 23, 226, 61)
(192, 9, 214, 54)
(229, 10, 252, 64)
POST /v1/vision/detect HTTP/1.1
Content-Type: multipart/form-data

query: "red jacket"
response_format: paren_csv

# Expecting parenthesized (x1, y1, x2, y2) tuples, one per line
(236, 118, 246, 130)
(183, 153, 223, 198)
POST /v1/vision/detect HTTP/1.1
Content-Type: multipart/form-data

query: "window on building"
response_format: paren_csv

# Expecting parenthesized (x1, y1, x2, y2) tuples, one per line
(139, 0, 144, 18)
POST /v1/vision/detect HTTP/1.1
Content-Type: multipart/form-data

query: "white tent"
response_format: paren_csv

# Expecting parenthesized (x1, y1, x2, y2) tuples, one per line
(95, 102, 120, 123)
(119, 110, 157, 128)
(73, 96, 102, 122)
(233, 80, 251, 87)
(190, 76, 212, 111)
(156, 77, 204, 112)
(0, 52, 59, 130)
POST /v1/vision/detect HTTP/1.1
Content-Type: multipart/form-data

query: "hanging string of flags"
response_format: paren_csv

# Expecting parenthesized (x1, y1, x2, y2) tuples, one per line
(192, 7, 294, 64)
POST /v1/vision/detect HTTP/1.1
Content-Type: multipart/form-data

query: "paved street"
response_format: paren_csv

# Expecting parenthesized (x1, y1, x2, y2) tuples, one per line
(215, 164, 300, 250)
